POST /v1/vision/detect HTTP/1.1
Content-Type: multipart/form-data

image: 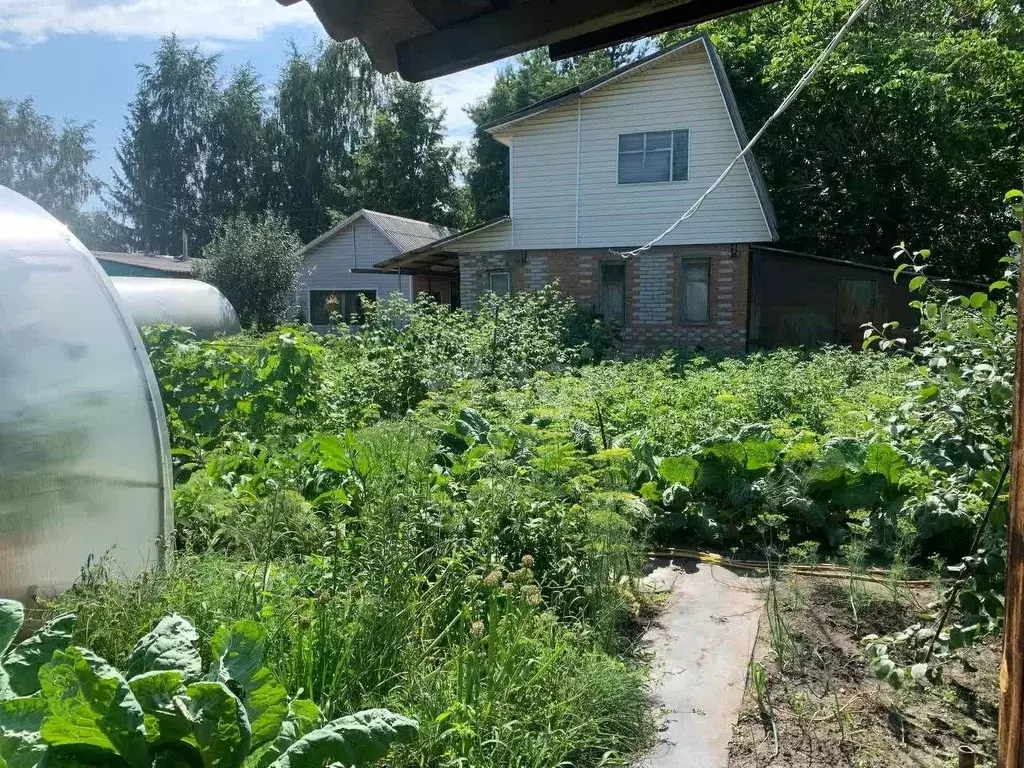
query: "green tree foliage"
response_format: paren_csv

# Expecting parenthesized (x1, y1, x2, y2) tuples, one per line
(199, 213, 303, 330)
(0, 97, 97, 223)
(354, 81, 465, 228)
(465, 44, 643, 222)
(202, 65, 271, 225)
(671, 0, 1024, 277)
(70, 209, 129, 252)
(265, 40, 386, 243)
(111, 35, 218, 256)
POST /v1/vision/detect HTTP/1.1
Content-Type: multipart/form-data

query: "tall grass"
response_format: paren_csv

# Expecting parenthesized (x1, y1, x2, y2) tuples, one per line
(54, 419, 653, 768)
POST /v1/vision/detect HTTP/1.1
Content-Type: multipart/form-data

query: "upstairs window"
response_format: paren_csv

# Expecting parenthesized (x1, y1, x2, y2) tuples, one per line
(618, 130, 690, 184)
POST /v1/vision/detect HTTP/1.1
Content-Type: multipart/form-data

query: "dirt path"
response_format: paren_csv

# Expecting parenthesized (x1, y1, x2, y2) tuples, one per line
(638, 558, 764, 768)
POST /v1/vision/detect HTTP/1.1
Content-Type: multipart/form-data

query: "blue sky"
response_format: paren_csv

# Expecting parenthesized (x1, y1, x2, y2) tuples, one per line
(0, 0, 506, 201)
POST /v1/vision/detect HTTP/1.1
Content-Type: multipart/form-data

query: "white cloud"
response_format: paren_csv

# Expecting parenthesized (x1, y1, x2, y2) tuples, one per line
(0, 0, 509, 147)
(0, 0, 320, 47)
(426, 58, 508, 145)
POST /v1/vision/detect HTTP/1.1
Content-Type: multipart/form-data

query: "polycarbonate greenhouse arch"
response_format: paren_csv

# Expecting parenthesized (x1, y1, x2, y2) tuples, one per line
(0, 186, 173, 603)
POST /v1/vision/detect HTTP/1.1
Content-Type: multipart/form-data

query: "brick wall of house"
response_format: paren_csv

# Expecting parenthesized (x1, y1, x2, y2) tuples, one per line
(459, 245, 749, 354)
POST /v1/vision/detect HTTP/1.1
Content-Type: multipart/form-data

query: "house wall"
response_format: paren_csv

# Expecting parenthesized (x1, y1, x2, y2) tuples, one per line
(411, 275, 459, 306)
(749, 248, 921, 349)
(297, 216, 412, 323)
(495, 40, 773, 250)
(459, 244, 749, 354)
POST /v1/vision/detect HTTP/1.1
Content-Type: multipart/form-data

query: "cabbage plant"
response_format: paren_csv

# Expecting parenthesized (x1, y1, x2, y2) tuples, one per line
(0, 600, 416, 768)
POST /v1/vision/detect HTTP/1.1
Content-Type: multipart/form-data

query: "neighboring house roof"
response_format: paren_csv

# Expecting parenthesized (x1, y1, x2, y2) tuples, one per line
(480, 33, 778, 239)
(376, 217, 510, 274)
(297, 208, 453, 258)
(93, 251, 193, 275)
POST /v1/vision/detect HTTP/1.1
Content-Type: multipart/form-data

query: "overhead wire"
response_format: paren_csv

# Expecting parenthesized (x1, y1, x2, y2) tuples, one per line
(615, 0, 878, 259)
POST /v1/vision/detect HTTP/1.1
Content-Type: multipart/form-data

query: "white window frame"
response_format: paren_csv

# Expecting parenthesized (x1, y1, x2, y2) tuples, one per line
(680, 258, 711, 324)
(488, 271, 511, 296)
(617, 129, 690, 185)
(308, 288, 377, 325)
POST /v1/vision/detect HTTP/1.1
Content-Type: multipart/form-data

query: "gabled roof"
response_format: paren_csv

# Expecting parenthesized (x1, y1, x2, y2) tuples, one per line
(481, 33, 777, 240)
(376, 216, 510, 274)
(93, 251, 193, 275)
(297, 208, 453, 257)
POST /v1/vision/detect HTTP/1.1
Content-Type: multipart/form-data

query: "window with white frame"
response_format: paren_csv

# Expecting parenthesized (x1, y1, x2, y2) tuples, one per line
(681, 260, 710, 323)
(488, 271, 511, 296)
(309, 289, 377, 325)
(618, 130, 690, 184)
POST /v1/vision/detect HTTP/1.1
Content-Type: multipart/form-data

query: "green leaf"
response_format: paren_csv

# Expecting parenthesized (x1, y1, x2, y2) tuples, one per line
(266, 709, 417, 768)
(0, 601, 24, 657)
(657, 456, 698, 486)
(918, 384, 939, 403)
(185, 682, 250, 768)
(908, 275, 927, 292)
(207, 622, 265, 692)
(1004, 189, 1023, 202)
(892, 262, 909, 282)
(206, 622, 286, 749)
(254, 699, 322, 768)
(127, 670, 191, 746)
(910, 663, 929, 682)
(6, 615, 76, 698)
(864, 443, 908, 485)
(990, 280, 1011, 291)
(638, 481, 661, 503)
(39, 647, 149, 768)
(126, 615, 203, 684)
(742, 439, 783, 471)
(241, 668, 287, 750)
(1011, 230, 1023, 247)
(0, 695, 48, 768)
(969, 292, 988, 309)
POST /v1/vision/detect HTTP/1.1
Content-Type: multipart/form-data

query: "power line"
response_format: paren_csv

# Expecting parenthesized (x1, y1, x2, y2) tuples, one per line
(616, 0, 877, 259)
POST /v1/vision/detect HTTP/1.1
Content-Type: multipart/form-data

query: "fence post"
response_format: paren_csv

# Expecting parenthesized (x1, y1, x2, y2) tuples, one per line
(998, 199, 1024, 768)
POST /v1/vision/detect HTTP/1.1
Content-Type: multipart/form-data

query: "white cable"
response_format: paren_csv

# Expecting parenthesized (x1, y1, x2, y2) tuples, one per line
(616, 0, 877, 259)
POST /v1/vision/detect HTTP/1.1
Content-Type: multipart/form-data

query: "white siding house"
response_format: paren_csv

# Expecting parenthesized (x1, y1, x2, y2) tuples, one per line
(296, 209, 451, 327)
(377, 34, 779, 354)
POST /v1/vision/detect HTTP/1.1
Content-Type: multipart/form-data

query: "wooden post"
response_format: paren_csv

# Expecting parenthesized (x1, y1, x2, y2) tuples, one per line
(998, 203, 1024, 768)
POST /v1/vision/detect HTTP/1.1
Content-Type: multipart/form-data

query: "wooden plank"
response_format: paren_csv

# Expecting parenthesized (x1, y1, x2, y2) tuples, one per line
(998, 208, 1024, 768)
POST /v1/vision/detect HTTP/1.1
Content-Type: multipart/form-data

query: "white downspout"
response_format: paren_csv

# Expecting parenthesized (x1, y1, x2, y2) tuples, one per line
(509, 137, 515, 247)
(574, 97, 582, 248)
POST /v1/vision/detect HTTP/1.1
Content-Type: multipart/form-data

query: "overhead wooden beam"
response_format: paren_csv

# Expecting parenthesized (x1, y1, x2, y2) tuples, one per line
(548, 0, 779, 60)
(395, 0, 687, 81)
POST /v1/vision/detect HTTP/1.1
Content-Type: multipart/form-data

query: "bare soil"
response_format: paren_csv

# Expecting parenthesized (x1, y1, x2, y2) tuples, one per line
(728, 577, 1000, 767)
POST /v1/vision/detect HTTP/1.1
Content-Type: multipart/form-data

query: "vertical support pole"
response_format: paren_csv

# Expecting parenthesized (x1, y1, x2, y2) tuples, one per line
(999, 203, 1024, 768)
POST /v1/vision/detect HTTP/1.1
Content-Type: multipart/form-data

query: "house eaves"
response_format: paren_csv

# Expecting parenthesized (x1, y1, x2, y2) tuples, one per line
(375, 216, 510, 273)
(480, 34, 710, 135)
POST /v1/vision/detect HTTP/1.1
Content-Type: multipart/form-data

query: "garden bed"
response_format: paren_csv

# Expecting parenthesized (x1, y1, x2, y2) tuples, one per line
(729, 576, 1000, 767)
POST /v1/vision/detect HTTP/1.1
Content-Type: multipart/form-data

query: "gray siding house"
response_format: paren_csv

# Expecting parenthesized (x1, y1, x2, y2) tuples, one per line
(295, 209, 452, 327)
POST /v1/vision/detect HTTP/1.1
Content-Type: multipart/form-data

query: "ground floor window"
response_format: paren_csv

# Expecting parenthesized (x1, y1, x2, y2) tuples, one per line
(488, 271, 511, 296)
(599, 262, 626, 323)
(309, 289, 377, 325)
(681, 260, 710, 323)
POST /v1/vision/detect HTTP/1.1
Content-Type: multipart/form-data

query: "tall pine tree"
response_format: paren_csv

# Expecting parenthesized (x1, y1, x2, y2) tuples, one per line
(266, 40, 386, 243)
(111, 35, 218, 256)
(355, 82, 464, 228)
